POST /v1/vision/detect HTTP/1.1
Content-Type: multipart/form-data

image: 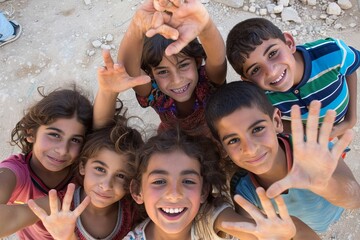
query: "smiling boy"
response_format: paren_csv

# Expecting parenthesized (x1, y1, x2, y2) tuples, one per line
(205, 81, 360, 233)
(226, 18, 360, 138)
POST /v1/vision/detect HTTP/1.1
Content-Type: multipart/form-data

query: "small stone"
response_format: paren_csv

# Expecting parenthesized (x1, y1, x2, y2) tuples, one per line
(92, 40, 102, 48)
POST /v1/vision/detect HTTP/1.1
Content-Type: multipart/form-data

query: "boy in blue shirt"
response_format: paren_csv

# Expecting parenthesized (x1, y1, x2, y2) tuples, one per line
(226, 18, 360, 138)
(205, 81, 360, 233)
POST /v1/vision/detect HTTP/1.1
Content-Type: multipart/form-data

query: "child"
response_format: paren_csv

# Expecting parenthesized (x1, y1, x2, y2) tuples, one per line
(124, 129, 311, 240)
(28, 111, 144, 240)
(0, 86, 93, 239)
(116, 0, 227, 136)
(226, 18, 360, 138)
(205, 81, 360, 233)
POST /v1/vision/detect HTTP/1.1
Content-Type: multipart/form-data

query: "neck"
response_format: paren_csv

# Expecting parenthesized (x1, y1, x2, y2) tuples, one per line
(145, 220, 192, 240)
(175, 94, 196, 118)
(293, 50, 305, 86)
(255, 140, 288, 190)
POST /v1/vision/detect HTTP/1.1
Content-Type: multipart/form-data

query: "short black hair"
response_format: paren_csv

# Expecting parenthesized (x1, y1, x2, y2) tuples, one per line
(226, 18, 285, 77)
(205, 81, 275, 140)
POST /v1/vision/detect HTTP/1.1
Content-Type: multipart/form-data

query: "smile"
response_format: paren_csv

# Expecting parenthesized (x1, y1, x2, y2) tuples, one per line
(270, 69, 286, 85)
(246, 152, 267, 164)
(160, 207, 187, 218)
(171, 83, 190, 94)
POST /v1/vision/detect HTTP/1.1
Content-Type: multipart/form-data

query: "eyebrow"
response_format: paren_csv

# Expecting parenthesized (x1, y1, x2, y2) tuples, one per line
(148, 169, 201, 177)
(221, 119, 267, 142)
(153, 58, 190, 71)
(46, 127, 85, 139)
(92, 160, 108, 168)
(245, 43, 277, 75)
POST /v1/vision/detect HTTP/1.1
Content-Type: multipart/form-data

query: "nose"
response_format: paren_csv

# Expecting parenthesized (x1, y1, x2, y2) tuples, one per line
(172, 71, 183, 84)
(54, 141, 69, 156)
(166, 182, 183, 201)
(241, 137, 257, 155)
(263, 64, 278, 79)
(99, 177, 113, 190)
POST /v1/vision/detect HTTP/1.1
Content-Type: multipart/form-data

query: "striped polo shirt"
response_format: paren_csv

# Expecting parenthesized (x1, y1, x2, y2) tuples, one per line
(266, 38, 360, 124)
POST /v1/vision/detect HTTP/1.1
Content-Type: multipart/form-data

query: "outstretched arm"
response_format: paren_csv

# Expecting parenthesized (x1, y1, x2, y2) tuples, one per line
(0, 168, 50, 237)
(267, 101, 360, 209)
(117, 0, 177, 97)
(330, 72, 358, 138)
(93, 50, 150, 129)
(28, 183, 90, 240)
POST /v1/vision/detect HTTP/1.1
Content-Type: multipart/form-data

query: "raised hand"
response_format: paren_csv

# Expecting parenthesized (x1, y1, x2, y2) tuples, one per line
(28, 183, 90, 240)
(147, 0, 211, 56)
(266, 100, 353, 198)
(98, 50, 150, 93)
(222, 187, 296, 240)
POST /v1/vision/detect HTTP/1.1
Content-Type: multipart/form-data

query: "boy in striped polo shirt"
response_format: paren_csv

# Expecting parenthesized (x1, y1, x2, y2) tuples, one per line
(226, 18, 360, 138)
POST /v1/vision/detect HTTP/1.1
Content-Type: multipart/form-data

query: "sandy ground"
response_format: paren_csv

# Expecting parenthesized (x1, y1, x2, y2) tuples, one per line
(1, 0, 360, 239)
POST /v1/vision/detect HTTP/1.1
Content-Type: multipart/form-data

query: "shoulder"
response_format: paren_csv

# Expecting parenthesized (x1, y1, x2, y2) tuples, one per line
(0, 153, 29, 181)
(123, 218, 150, 240)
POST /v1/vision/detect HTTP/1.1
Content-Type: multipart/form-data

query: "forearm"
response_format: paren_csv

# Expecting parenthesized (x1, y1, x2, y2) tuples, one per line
(199, 18, 226, 85)
(345, 72, 358, 127)
(315, 160, 360, 209)
(93, 90, 118, 129)
(291, 217, 320, 240)
(0, 204, 39, 237)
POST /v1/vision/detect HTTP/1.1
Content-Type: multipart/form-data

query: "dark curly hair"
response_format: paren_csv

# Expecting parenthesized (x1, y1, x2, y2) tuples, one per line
(131, 128, 230, 232)
(10, 86, 93, 154)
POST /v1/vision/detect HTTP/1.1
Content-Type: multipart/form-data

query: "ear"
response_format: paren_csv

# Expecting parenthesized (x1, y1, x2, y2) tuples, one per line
(272, 108, 284, 134)
(26, 129, 35, 143)
(283, 32, 296, 54)
(130, 180, 144, 204)
(79, 162, 86, 176)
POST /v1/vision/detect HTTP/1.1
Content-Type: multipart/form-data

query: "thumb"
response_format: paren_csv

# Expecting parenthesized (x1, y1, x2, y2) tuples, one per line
(266, 176, 293, 199)
(165, 41, 184, 56)
(129, 75, 151, 88)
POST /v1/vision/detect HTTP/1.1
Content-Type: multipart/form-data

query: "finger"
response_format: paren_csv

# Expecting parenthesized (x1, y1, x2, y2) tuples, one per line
(272, 194, 291, 220)
(73, 196, 91, 217)
(102, 50, 114, 70)
(170, 0, 184, 7)
(318, 110, 336, 146)
(151, 11, 165, 29)
(233, 194, 264, 220)
(221, 221, 256, 234)
(146, 25, 179, 40)
(28, 200, 48, 220)
(305, 101, 321, 143)
(266, 176, 293, 199)
(332, 129, 353, 160)
(290, 104, 304, 147)
(62, 183, 76, 212)
(256, 187, 277, 219)
(128, 75, 151, 88)
(49, 189, 59, 214)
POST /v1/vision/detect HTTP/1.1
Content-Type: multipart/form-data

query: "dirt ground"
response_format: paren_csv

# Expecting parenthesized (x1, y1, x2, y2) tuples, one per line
(1, 0, 360, 239)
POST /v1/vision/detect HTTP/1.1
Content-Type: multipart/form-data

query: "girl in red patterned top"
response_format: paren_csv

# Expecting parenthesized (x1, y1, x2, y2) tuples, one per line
(28, 108, 144, 240)
(100, 0, 227, 137)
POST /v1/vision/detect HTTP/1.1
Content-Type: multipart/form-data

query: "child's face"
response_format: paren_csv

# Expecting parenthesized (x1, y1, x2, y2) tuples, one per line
(80, 148, 128, 209)
(215, 106, 284, 175)
(134, 149, 206, 236)
(151, 55, 199, 103)
(241, 33, 298, 92)
(28, 116, 85, 173)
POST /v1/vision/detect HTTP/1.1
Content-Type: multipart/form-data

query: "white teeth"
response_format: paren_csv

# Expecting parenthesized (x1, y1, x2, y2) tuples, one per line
(271, 70, 285, 84)
(162, 207, 184, 214)
(172, 84, 188, 94)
